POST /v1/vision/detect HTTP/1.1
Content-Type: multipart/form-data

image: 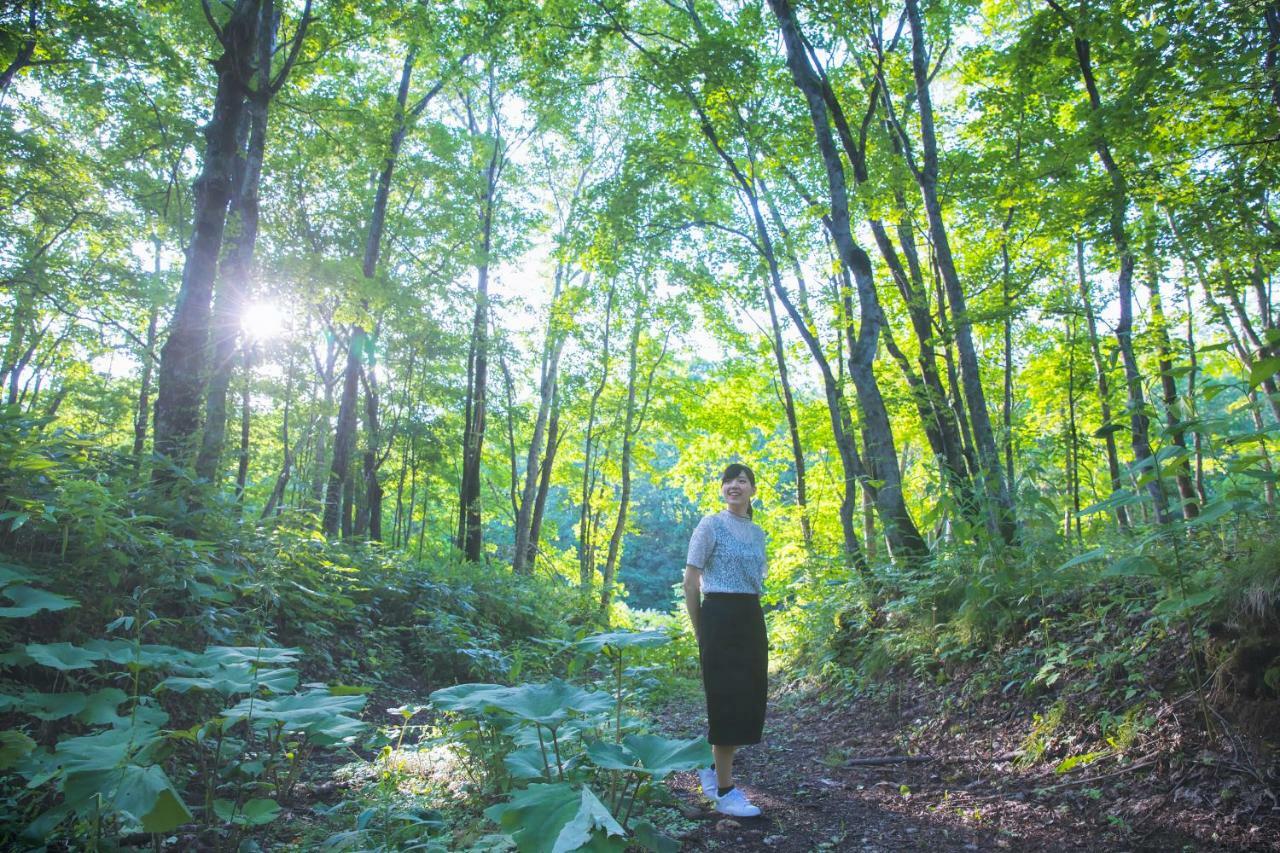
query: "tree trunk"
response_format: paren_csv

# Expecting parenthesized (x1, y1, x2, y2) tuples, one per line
(1145, 255, 1199, 519)
(195, 0, 278, 484)
(1060, 15, 1167, 522)
(579, 283, 616, 589)
(513, 270, 569, 574)
(234, 345, 252, 507)
(527, 384, 561, 571)
(152, 0, 259, 477)
(763, 279, 812, 550)
(133, 301, 159, 462)
(1076, 239, 1130, 529)
(901, 0, 1015, 542)
(600, 317, 642, 619)
(323, 327, 361, 536)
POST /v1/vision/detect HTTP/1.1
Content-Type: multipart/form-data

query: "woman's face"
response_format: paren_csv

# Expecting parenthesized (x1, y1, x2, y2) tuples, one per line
(721, 472, 755, 513)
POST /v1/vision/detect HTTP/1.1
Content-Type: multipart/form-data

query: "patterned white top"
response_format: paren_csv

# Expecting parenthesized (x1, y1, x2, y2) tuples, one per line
(685, 510, 767, 595)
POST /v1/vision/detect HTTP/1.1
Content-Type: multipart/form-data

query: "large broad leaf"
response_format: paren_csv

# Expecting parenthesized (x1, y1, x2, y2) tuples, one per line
(484, 783, 625, 853)
(55, 723, 164, 773)
(1248, 355, 1280, 390)
(78, 688, 130, 725)
(429, 682, 510, 713)
(584, 734, 710, 780)
(1056, 548, 1106, 571)
(484, 680, 613, 727)
(0, 730, 36, 769)
(505, 744, 552, 780)
(24, 642, 105, 670)
(214, 797, 281, 826)
(1076, 490, 1141, 518)
(1103, 555, 1161, 578)
(221, 691, 368, 744)
(82, 639, 196, 668)
(0, 563, 36, 588)
(160, 666, 298, 696)
(198, 646, 301, 666)
(629, 818, 679, 853)
(63, 764, 192, 833)
(12, 691, 88, 721)
(0, 586, 78, 618)
(572, 630, 670, 654)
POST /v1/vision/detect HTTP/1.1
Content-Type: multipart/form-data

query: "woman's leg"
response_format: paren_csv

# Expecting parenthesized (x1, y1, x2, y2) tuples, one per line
(712, 744, 737, 789)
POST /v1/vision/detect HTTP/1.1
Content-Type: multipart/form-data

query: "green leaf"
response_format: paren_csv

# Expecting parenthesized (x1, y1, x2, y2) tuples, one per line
(484, 783, 626, 853)
(484, 680, 613, 727)
(505, 744, 552, 780)
(0, 563, 36, 588)
(242, 798, 282, 825)
(64, 764, 193, 833)
(572, 630, 670, 654)
(160, 666, 298, 696)
(630, 818, 679, 853)
(56, 723, 164, 772)
(1076, 490, 1140, 517)
(1248, 356, 1280, 390)
(77, 688, 130, 725)
(0, 730, 36, 769)
(82, 639, 195, 668)
(24, 642, 105, 670)
(1103, 555, 1160, 577)
(584, 734, 710, 780)
(221, 690, 368, 744)
(1057, 548, 1106, 571)
(17, 691, 88, 721)
(0, 586, 79, 618)
(1054, 750, 1108, 774)
(429, 682, 510, 713)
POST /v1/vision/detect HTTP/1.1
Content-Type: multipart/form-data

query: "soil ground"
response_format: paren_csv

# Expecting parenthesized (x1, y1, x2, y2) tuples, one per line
(659, 683, 1280, 852)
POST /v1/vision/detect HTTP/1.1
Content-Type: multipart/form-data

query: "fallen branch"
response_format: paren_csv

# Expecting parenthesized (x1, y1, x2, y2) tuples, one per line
(842, 755, 935, 766)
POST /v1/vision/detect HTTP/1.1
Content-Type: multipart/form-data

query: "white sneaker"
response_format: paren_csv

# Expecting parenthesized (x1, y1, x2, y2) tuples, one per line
(714, 787, 761, 817)
(698, 767, 717, 799)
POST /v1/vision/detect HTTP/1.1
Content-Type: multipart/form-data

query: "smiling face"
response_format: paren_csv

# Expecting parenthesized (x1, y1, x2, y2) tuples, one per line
(720, 470, 756, 514)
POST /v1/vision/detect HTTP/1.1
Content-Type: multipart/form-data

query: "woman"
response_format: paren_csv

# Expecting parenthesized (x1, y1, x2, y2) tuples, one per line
(683, 463, 767, 818)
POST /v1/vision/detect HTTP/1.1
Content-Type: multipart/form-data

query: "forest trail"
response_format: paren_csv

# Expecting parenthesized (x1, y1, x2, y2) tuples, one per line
(658, 687, 1277, 852)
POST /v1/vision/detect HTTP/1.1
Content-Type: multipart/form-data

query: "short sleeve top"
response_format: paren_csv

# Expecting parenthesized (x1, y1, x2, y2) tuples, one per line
(685, 510, 767, 595)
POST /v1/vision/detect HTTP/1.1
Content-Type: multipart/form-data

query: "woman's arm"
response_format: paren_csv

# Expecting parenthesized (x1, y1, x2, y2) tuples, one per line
(683, 565, 702, 643)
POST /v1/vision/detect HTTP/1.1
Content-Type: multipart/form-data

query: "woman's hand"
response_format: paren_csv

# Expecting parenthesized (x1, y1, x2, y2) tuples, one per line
(683, 564, 702, 644)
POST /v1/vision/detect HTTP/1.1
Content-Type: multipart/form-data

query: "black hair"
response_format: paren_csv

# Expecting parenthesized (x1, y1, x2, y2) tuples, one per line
(721, 463, 756, 518)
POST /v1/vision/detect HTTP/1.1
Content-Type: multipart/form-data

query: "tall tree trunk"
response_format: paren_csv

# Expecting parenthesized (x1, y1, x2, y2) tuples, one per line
(0, 1, 38, 102)
(152, 0, 260, 477)
(324, 48, 443, 539)
(1145, 254, 1199, 519)
(1001, 208, 1016, 490)
(1076, 240, 1130, 529)
(527, 385, 561, 571)
(234, 345, 252, 507)
(513, 271, 569, 574)
(900, 0, 1015, 542)
(763, 279, 812, 550)
(693, 13, 917, 563)
(260, 358, 294, 520)
(1056, 6, 1167, 522)
(195, 0, 279, 484)
(323, 328, 361, 536)
(133, 301, 159, 462)
(579, 284, 615, 589)
(600, 317, 642, 619)
(457, 206, 495, 561)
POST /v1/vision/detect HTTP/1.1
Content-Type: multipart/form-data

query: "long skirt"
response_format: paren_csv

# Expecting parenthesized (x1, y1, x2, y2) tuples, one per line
(698, 592, 768, 745)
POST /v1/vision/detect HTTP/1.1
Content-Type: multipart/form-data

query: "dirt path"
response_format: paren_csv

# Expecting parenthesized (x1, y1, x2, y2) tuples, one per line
(659, 687, 1280, 852)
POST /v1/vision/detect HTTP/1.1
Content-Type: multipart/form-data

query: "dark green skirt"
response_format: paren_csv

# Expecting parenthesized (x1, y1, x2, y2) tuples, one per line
(699, 593, 767, 745)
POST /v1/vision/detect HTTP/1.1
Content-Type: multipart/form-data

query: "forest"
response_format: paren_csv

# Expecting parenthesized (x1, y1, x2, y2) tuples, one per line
(1, 0, 1278, 849)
